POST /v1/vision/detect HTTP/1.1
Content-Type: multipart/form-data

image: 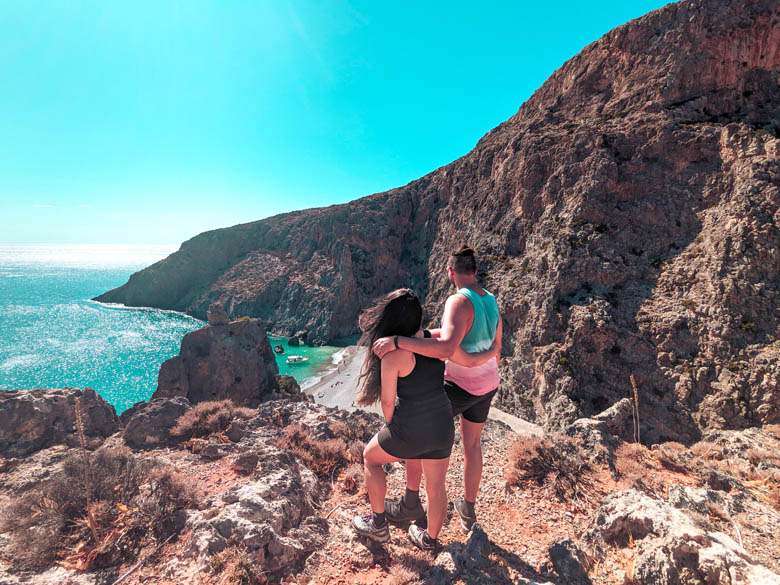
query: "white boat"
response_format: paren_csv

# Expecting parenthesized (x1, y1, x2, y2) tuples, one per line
(286, 355, 309, 365)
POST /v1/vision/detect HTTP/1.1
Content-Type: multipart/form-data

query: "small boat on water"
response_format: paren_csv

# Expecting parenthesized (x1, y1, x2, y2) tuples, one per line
(286, 355, 309, 365)
(274, 344, 285, 354)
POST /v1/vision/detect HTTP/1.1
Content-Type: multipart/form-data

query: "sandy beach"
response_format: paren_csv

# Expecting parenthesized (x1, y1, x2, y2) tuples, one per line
(303, 345, 542, 436)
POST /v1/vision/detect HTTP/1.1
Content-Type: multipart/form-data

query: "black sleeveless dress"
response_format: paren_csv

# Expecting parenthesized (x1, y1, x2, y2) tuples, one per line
(377, 354, 455, 460)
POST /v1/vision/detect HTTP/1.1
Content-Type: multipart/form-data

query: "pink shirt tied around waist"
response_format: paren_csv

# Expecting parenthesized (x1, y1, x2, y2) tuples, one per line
(444, 359, 500, 396)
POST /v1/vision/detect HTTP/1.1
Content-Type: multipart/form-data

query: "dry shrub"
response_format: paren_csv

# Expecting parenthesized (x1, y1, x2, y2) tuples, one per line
(272, 424, 349, 477)
(0, 446, 194, 571)
(653, 442, 690, 474)
(690, 441, 719, 461)
(338, 463, 365, 495)
(746, 447, 780, 468)
(504, 434, 593, 502)
(328, 419, 374, 443)
(769, 481, 780, 511)
(171, 400, 255, 441)
(614, 443, 668, 495)
(706, 500, 730, 522)
(210, 536, 261, 585)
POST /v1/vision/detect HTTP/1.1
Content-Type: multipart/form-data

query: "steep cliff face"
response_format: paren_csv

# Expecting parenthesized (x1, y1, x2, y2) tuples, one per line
(96, 0, 780, 442)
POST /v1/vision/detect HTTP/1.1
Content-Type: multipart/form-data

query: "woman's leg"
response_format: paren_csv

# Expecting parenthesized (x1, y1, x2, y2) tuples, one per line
(363, 434, 402, 513)
(420, 457, 450, 539)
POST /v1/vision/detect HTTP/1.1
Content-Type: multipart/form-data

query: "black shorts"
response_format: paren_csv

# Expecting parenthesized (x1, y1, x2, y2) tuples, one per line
(377, 399, 454, 460)
(444, 381, 497, 424)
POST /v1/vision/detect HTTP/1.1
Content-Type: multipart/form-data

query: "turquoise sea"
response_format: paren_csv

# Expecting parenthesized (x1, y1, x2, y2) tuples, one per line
(0, 244, 340, 413)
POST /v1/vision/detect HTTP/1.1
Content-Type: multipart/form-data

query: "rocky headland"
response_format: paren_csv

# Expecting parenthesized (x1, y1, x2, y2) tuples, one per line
(94, 0, 780, 444)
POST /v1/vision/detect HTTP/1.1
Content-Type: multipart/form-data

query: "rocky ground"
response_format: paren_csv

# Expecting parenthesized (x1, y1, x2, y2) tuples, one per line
(1, 391, 778, 585)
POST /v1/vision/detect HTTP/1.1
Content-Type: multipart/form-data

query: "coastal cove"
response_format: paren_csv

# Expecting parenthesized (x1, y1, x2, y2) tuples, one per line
(0, 245, 345, 413)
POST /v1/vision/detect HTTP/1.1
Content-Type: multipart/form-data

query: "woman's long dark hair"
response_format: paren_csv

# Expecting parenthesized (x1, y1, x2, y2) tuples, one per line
(355, 288, 423, 406)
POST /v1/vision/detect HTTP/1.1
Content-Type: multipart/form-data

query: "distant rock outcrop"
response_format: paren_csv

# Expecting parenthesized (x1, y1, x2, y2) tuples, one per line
(206, 301, 229, 326)
(0, 387, 119, 458)
(95, 0, 780, 442)
(153, 318, 281, 407)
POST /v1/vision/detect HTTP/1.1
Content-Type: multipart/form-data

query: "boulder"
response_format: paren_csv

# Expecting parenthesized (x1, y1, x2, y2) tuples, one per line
(153, 318, 280, 407)
(0, 387, 119, 458)
(122, 397, 192, 448)
(548, 538, 592, 585)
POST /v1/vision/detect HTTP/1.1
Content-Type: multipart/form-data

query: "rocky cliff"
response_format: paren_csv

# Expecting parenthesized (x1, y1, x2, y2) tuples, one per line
(152, 316, 285, 407)
(95, 0, 780, 442)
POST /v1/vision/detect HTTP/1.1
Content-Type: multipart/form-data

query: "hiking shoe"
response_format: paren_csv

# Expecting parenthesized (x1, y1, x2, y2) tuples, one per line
(352, 513, 390, 543)
(408, 524, 439, 553)
(453, 497, 477, 533)
(385, 497, 426, 525)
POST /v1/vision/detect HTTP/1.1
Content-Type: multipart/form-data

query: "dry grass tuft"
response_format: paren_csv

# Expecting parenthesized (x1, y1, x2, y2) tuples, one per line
(690, 441, 720, 461)
(653, 442, 689, 474)
(0, 446, 194, 571)
(504, 434, 593, 503)
(614, 443, 669, 495)
(171, 400, 255, 441)
(271, 418, 372, 478)
(273, 424, 350, 477)
(337, 463, 365, 495)
(209, 536, 263, 585)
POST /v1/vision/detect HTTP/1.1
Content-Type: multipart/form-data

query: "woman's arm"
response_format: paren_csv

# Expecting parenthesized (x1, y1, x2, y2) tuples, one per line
(447, 318, 503, 367)
(380, 352, 401, 423)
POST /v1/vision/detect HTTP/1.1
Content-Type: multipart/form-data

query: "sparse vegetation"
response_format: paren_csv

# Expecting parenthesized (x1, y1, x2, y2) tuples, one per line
(504, 434, 593, 504)
(272, 420, 370, 478)
(210, 534, 263, 585)
(170, 400, 256, 441)
(0, 446, 194, 571)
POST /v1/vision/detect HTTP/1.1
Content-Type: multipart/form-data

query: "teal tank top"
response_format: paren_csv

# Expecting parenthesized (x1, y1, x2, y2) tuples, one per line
(457, 287, 499, 353)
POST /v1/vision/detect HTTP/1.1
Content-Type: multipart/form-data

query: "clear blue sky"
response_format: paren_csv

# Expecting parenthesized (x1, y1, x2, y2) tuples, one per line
(0, 1, 670, 244)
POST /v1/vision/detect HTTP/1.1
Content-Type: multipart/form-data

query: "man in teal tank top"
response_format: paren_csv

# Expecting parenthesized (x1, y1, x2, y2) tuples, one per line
(373, 243, 503, 533)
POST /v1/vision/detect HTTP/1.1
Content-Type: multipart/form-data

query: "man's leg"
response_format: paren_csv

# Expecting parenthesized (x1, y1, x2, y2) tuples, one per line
(404, 458, 423, 506)
(460, 417, 485, 503)
(385, 458, 426, 523)
(452, 388, 496, 531)
(419, 458, 449, 539)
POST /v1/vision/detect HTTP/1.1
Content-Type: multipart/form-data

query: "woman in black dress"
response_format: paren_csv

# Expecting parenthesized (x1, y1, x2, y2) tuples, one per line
(351, 288, 497, 551)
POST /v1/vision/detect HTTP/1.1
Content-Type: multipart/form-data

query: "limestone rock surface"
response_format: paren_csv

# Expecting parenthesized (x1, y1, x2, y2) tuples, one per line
(0, 387, 118, 458)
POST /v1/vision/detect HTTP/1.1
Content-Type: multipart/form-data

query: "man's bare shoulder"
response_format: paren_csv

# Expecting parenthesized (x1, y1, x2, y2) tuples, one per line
(446, 293, 470, 307)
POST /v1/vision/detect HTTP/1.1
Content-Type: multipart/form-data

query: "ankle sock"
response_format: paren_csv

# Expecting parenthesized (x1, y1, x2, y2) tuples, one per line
(463, 499, 476, 517)
(422, 531, 437, 546)
(372, 511, 387, 528)
(403, 488, 420, 508)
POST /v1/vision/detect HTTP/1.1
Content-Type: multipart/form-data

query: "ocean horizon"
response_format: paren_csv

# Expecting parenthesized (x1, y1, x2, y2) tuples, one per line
(0, 244, 342, 413)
